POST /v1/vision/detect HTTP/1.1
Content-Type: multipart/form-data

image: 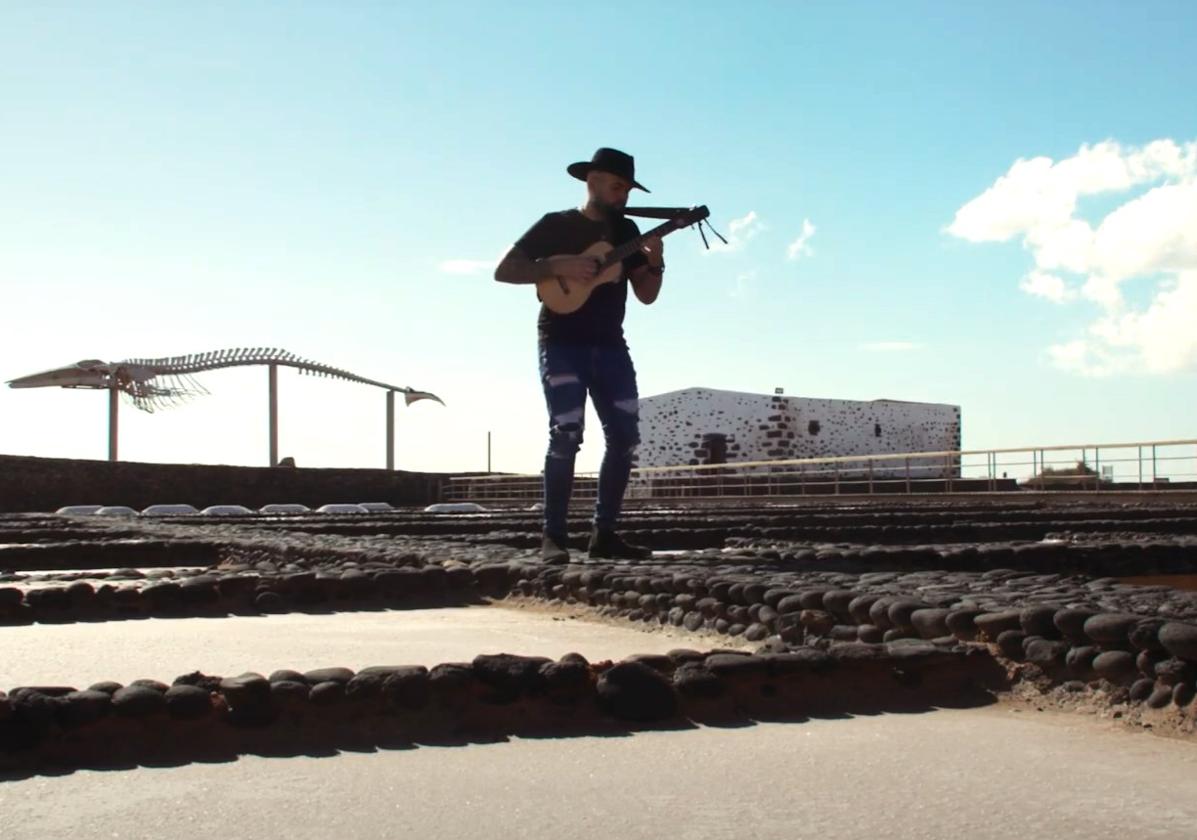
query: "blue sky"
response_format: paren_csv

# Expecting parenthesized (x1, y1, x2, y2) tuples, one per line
(2, 1, 1195, 477)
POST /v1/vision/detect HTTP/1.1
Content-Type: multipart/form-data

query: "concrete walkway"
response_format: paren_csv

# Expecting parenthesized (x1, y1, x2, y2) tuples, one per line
(2, 706, 1195, 839)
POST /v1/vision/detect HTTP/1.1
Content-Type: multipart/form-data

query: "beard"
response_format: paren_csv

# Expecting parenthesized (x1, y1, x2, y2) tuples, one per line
(592, 196, 626, 220)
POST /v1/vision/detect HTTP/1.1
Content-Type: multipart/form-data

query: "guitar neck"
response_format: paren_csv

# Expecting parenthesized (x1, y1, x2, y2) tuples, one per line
(599, 219, 679, 269)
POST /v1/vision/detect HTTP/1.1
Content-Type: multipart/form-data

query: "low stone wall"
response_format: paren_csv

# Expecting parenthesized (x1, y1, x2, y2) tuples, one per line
(0, 454, 452, 513)
(0, 642, 1005, 774)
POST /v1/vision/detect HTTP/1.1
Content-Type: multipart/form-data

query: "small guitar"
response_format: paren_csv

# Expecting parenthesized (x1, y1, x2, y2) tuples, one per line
(536, 205, 709, 315)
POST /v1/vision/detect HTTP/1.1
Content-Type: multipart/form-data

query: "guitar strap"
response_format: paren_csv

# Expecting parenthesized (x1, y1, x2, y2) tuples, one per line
(623, 206, 728, 249)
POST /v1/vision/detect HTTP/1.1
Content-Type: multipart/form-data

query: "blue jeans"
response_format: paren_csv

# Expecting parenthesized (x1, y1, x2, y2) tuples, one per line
(539, 341, 640, 539)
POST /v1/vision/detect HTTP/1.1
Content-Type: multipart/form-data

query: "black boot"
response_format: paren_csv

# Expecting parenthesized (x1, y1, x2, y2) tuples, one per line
(587, 527, 651, 560)
(541, 532, 571, 565)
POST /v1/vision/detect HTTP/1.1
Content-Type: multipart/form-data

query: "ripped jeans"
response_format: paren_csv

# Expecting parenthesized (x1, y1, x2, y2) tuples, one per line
(539, 341, 640, 540)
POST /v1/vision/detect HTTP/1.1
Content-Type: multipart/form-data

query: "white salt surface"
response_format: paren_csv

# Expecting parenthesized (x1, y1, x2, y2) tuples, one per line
(0, 606, 722, 688)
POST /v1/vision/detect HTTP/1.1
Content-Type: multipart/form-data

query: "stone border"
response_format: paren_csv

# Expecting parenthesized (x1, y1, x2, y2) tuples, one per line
(0, 642, 1004, 775)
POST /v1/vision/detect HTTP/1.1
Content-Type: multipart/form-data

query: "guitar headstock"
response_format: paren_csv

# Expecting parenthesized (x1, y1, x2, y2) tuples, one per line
(673, 205, 710, 227)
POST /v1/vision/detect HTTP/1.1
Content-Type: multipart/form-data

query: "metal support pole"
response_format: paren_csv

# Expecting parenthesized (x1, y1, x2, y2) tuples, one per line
(108, 386, 119, 462)
(386, 390, 395, 471)
(1094, 447, 1101, 491)
(1138, 446, 1143, 490)
(268, 364, 279, 467)
(905, 457, 911, 494)
(487, 430, 491, 473)
(1153, 444, 1158, 488)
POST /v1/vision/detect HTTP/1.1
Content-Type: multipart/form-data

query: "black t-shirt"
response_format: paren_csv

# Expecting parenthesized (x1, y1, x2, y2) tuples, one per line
(514, 209, 647, 346)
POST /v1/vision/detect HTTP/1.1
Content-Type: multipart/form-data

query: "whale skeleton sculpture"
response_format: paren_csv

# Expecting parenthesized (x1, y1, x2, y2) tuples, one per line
(7, 348, 444, 466)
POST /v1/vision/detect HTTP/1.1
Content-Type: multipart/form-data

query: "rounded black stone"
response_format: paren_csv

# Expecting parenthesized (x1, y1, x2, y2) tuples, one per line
(1092, 651, 1136, 681)
(1065, 645, 1099, 677)
(219, 672, 274, 723)
(303, 667, 355, 686)
(270, 680, 311, 703)
(848, 594, 881, 625)
(112, 685, 167, 717)
(945, 608, 983, 641)
(1025, 639, 1069, 666)
(308, 681, 345, 705)
(1154, 658, 1195, 686)
(130, 679, 169, 693)
(910, 609, 951, 640)
(1083, 613, 1140, 646)
(1172, 682, 1195, 707)
(269, 670, 306, 684)
(66, 581, 96, 608)
(1146, 686, 1173, 709)
(673, 664, 723, 698)
(428, 663, 475, 697)
(1053, 608, 1098, 642)
(887, 599, 930, 629)
(1159, 622, 1197, 661)
(539, 660, 591, 702)
(1129, 678, 1155, 702)
(164, 684, 212, 719)
(57, 690, 112, 729)
(1020, 606, 1060, 639)
(776, 595, 805, 615)
(1137, 649, 1164, 677)
(995, 630, 1027, 659)
(472, 654, 552, 703)
(1129, 619, 1166, 651)
(857, 625, 884, 644)
(596, 661, 677, 722)
(868, 598, 896, 631)
(88, 681, 124, 695)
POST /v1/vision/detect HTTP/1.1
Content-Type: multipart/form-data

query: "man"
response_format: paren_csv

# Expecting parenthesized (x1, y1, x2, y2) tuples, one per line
(495, 147, 664, 564)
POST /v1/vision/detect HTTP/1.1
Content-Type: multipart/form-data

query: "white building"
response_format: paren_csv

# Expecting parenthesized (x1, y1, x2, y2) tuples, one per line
(636, 387, 961, 474)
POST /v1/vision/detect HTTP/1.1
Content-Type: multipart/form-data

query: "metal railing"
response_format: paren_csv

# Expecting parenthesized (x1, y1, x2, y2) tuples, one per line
(443, 438, 1197, 503)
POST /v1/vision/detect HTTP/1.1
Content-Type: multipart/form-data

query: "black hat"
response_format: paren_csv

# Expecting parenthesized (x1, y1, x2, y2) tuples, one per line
(567, 147, 650, 193)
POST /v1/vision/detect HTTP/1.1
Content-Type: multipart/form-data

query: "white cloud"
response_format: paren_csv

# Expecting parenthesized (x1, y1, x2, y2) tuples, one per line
(1050, 271, 1197, 375)
(786, 218, 816, 260)
(729, 270, 756, 298)
(948, 138, 1197, 375)
(1019, 270, 1076, 303)
(860, 341, 921, 352)
(437, 258, 496, 275)
(707, 211, 764, 253)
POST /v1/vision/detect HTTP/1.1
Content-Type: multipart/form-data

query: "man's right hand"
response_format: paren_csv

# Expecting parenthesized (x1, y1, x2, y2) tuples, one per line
(545, 255, 600, 284)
